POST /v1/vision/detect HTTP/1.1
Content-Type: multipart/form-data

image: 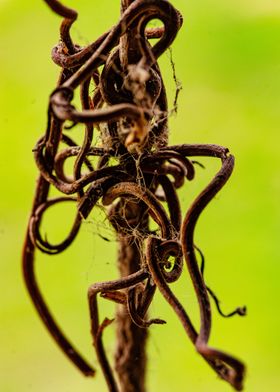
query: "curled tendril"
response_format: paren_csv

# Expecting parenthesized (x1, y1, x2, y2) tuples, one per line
(23, 0, 246, 391)
(29, 196, 81, 254)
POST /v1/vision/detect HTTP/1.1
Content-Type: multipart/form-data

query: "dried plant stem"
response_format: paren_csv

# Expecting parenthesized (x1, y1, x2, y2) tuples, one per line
(114, 2, 148, 390)
(24, 1, 246, 391)
(115, 217, 148, 392)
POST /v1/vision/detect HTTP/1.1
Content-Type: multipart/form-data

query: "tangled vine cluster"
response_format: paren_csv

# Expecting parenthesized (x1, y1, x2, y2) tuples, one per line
(23, 0, 246, 391)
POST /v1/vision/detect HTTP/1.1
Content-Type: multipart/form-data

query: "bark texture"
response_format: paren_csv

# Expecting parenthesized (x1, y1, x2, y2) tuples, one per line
(113, 198, 148, 392)
(114, 1, 148, 391)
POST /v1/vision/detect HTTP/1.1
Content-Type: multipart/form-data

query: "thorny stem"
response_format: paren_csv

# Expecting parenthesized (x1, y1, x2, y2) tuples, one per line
(23, 1, 246, 391)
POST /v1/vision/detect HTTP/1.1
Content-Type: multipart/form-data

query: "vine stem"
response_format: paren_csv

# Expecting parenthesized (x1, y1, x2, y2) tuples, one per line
(114, 2, 149, 391)
(114, 214, 148, 392)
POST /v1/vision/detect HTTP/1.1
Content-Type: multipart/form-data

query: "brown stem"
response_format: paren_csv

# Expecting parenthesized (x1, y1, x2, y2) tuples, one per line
(113, 1, 149, 389)
(114, 201, 148, 392)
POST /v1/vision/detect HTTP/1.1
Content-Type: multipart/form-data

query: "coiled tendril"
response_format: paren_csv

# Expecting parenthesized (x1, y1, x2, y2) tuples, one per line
(23, 1, 246, 390)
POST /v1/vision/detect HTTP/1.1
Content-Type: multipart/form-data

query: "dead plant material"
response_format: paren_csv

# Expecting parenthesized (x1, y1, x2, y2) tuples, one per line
(23, 0, 246, 391)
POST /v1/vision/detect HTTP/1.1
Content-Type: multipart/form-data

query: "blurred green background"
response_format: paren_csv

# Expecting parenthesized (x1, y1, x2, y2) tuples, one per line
(1, 0, 280, 391)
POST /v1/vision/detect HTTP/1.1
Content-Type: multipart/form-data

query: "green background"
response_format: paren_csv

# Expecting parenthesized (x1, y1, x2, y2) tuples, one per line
(1, 0, 280, 391)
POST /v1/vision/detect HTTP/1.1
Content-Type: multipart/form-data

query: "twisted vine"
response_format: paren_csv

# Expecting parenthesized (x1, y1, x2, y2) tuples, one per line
(23, 1, 246, 391)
